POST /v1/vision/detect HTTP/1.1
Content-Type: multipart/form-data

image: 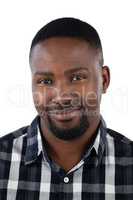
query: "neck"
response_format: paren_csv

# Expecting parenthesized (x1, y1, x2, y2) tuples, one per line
(40, 115, 101, 171)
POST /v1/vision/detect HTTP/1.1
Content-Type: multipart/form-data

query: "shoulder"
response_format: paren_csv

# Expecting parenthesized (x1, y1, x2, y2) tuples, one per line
(107, 128, 132, 144)
(0, 126, 29, 153)
(106, 128, 133, 156)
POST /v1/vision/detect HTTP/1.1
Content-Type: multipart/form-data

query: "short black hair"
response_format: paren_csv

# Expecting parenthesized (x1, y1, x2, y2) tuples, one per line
(29, 17, 104, 65)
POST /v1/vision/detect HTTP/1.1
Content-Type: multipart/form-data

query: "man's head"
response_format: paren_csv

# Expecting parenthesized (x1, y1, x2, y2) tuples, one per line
(29, 17, 110, 141)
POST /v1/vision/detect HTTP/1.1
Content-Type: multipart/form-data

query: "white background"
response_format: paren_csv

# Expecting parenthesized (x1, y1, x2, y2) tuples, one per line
(0, 0, 132, 138)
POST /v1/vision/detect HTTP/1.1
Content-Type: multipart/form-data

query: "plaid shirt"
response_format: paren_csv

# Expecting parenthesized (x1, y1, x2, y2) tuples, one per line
(0, 115, 133, 200)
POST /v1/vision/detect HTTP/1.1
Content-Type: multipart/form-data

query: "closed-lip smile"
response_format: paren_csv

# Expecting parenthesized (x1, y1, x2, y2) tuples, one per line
(47, 107, 81, 121)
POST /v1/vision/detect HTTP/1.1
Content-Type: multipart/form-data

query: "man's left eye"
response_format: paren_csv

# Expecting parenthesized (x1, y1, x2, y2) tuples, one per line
(71, 74, 86, 81)
(72, 75, 82, 81)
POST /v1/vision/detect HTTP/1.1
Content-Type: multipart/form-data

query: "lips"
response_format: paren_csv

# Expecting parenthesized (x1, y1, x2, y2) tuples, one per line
(47, 107, 81, 121)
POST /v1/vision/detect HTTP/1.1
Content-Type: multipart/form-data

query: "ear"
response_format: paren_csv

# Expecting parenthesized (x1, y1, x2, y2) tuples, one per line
(101, 66, 110, 93)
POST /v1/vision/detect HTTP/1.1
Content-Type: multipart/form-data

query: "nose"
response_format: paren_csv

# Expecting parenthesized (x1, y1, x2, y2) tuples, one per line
(51, 81, 73, 106)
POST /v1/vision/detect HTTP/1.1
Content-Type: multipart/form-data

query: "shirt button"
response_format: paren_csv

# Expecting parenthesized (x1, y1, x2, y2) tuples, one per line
(64, 177, 69, 183)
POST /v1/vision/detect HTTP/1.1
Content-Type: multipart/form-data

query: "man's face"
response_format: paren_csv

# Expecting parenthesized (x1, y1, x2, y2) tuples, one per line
(30, 37, 107, 140)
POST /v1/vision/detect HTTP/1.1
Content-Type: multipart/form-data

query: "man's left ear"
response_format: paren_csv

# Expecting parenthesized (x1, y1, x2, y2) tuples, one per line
(102, 66, 110, 94)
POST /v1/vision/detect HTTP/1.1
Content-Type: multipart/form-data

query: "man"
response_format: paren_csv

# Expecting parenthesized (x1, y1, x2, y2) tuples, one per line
(0, 17, 132, 200)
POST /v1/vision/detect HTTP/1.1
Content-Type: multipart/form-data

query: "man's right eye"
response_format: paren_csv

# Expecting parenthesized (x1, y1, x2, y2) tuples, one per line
(37, 79, 53, 85)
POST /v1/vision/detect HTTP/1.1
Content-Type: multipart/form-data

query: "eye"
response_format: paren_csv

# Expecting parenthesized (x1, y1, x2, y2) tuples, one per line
(37, 78, 53, 85)
(71, 74, 87, 82)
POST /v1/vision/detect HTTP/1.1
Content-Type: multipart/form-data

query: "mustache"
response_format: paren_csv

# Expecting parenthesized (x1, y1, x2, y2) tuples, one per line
(44, 98, 83, 112)
(45, 104, 82, 112)
(38, 103, 83, 117)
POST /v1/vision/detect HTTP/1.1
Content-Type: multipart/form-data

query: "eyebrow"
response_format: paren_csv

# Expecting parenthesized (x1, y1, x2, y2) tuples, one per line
(34, 67, 89, 76)
(34, 71, 54, 76)
(64, 67, 89, 75)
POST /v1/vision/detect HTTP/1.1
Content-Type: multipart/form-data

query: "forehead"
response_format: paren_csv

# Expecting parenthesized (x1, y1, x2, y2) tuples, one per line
(30, 37, 99, 73)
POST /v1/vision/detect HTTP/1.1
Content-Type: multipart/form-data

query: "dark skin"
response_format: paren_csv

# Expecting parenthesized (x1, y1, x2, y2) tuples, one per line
(30, 37, 110, 171)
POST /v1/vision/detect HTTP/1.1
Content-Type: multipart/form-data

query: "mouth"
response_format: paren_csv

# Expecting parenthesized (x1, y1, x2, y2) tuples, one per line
(47, 107, 82, 122)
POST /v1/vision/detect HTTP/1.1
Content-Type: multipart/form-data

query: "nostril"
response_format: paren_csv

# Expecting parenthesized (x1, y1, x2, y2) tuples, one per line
(50, 97, 72, 109)
(57, 99, 72, 108)
(62, 99, 72, 105)
(51, 92, 82, 108)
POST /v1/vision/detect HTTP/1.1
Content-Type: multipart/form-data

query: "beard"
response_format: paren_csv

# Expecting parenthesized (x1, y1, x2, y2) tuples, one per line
(46, 107, 90, 141)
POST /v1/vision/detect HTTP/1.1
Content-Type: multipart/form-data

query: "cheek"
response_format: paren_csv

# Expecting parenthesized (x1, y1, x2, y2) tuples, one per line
(82, 85, 101, 109)
(32, 86, 56, 108)
(85, 91, 99, 108)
